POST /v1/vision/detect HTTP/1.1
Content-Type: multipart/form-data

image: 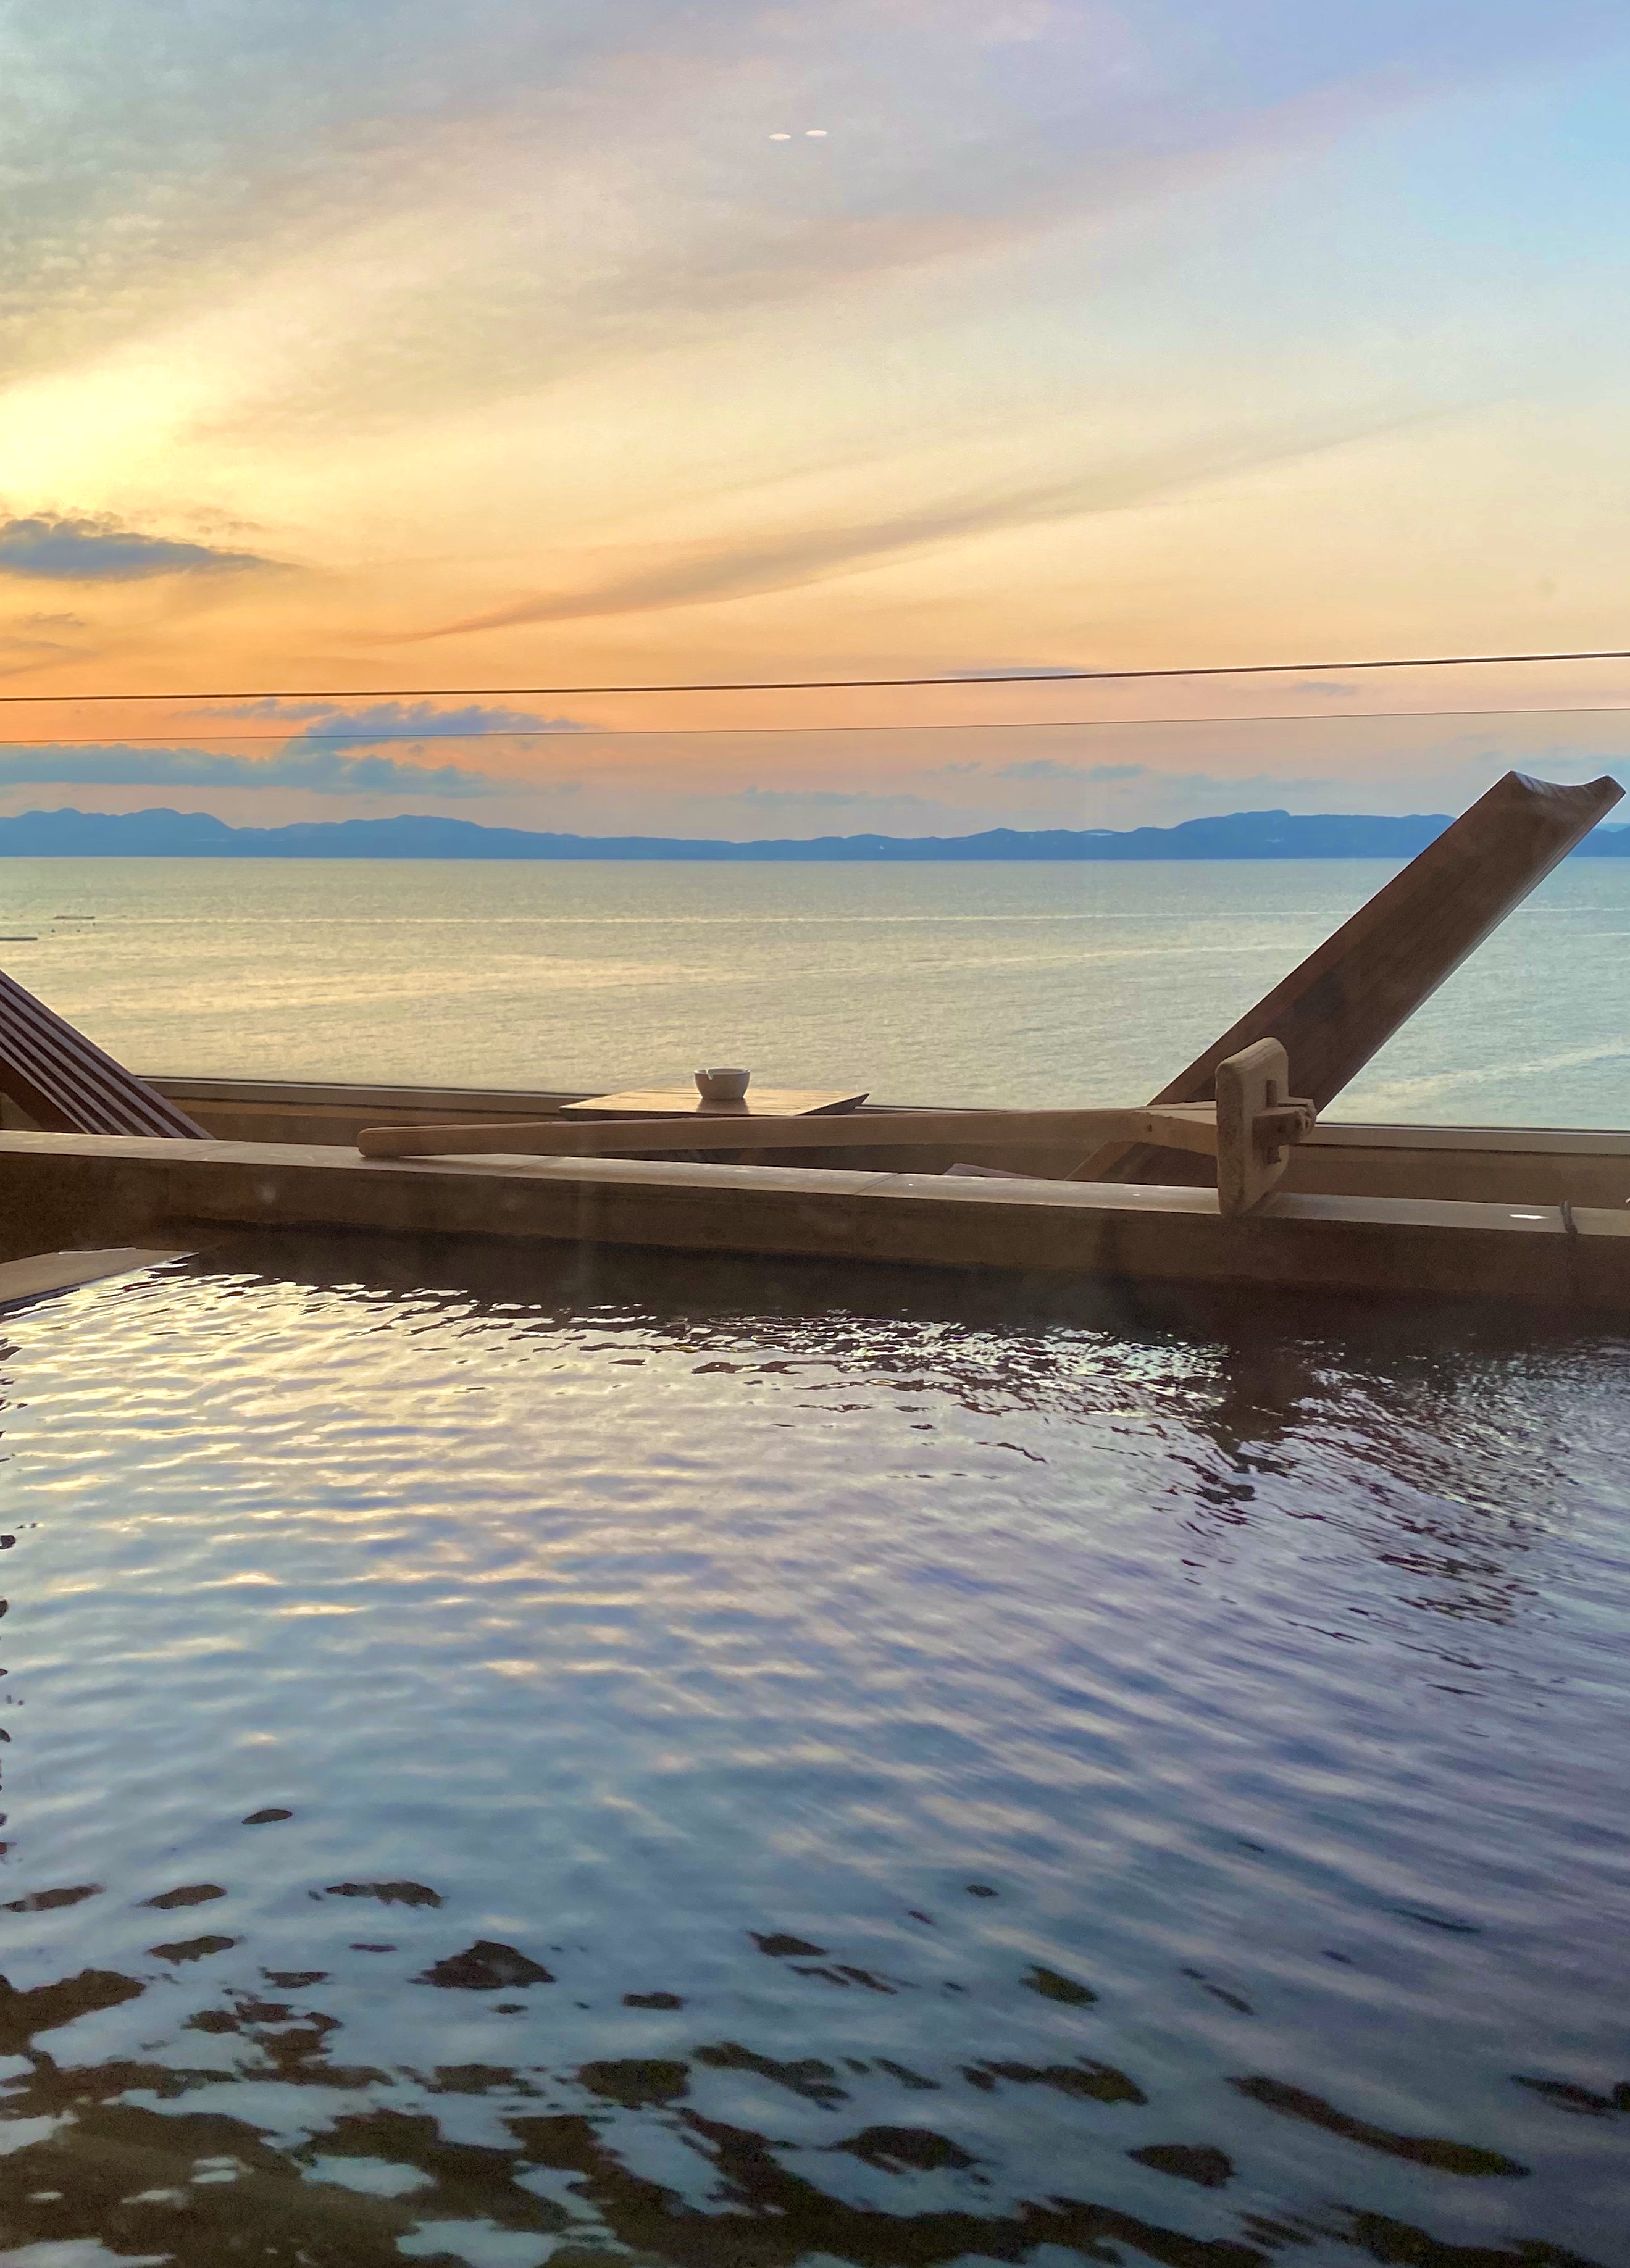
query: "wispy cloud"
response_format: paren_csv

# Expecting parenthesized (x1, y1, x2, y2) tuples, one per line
(0, 635, 78, 659)
(728, 784, 938, 812)
(398, 411, 1434, 640)
(941, 664, 1095, 680)
(0, 743, 506, 795)
(0, 514, 270, 582)
(997, 758, 1147, 783)
(6, 0, 1616, 394)
(15, 0, 1611, 443)
(198, 698, 583, 741)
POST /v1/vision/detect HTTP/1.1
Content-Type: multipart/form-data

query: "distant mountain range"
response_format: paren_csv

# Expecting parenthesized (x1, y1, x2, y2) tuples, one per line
(1, 804, 1628, 860)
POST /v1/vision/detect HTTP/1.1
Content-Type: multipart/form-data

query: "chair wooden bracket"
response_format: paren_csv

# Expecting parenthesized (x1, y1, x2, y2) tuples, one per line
(1214, 1038, 1316, 1215)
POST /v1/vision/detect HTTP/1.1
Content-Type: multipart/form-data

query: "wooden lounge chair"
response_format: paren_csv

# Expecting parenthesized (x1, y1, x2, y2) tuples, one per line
(356, 1038, 1318, 1215)
(1072, 768, 1623, 1185)
(0, 965, 206, 1138)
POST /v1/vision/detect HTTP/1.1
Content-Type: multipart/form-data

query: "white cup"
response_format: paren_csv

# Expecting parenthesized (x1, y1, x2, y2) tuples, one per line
(695, 1067, 751, 1102)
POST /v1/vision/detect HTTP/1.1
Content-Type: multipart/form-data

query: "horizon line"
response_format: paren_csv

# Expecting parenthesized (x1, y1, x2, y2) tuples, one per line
(3, 802, 1629, 858)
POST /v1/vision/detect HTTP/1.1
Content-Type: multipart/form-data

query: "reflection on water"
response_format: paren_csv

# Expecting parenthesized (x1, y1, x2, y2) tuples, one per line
(1, 1239, 1628, 2266)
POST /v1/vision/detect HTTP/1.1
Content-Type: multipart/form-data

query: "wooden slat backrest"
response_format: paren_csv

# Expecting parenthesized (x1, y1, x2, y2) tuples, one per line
(0, 967, 206, 1138)
(1075, 769, 1624, 1185)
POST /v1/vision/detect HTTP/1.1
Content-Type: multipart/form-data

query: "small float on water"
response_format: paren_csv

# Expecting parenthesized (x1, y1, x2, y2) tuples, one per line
(1, 770, 1628, 1311)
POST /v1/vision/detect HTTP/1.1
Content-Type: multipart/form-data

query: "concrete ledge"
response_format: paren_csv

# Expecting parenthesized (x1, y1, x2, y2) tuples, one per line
(4, 1130, 1628, 1309)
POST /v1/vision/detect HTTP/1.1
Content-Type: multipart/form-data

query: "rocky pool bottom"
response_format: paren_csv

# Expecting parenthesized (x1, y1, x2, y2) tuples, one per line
(0, 1236, 1626, 2268)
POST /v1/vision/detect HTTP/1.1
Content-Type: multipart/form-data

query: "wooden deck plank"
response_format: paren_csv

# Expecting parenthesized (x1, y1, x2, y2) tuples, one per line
(354, 1103, 1223, 1162)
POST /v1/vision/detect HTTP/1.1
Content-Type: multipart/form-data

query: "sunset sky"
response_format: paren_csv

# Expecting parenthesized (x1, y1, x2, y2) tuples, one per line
(2, 0, 1629, 835)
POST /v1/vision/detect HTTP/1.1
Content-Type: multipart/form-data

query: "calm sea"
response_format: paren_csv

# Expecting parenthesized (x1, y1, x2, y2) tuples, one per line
(2, 854, 1628, 1123)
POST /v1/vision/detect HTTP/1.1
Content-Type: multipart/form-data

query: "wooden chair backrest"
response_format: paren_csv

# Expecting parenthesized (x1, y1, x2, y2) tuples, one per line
(0, 966, 206, 1138)
(1076, 769, 1624, 1184)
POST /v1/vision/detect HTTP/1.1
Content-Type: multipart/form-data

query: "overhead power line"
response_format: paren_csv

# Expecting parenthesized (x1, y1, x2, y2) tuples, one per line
(3, 700, 1630, 747)
(0, 646, 1627, 705)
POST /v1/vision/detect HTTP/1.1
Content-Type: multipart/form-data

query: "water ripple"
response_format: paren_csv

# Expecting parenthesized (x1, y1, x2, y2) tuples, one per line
(0, 1239, 1626, 2265)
